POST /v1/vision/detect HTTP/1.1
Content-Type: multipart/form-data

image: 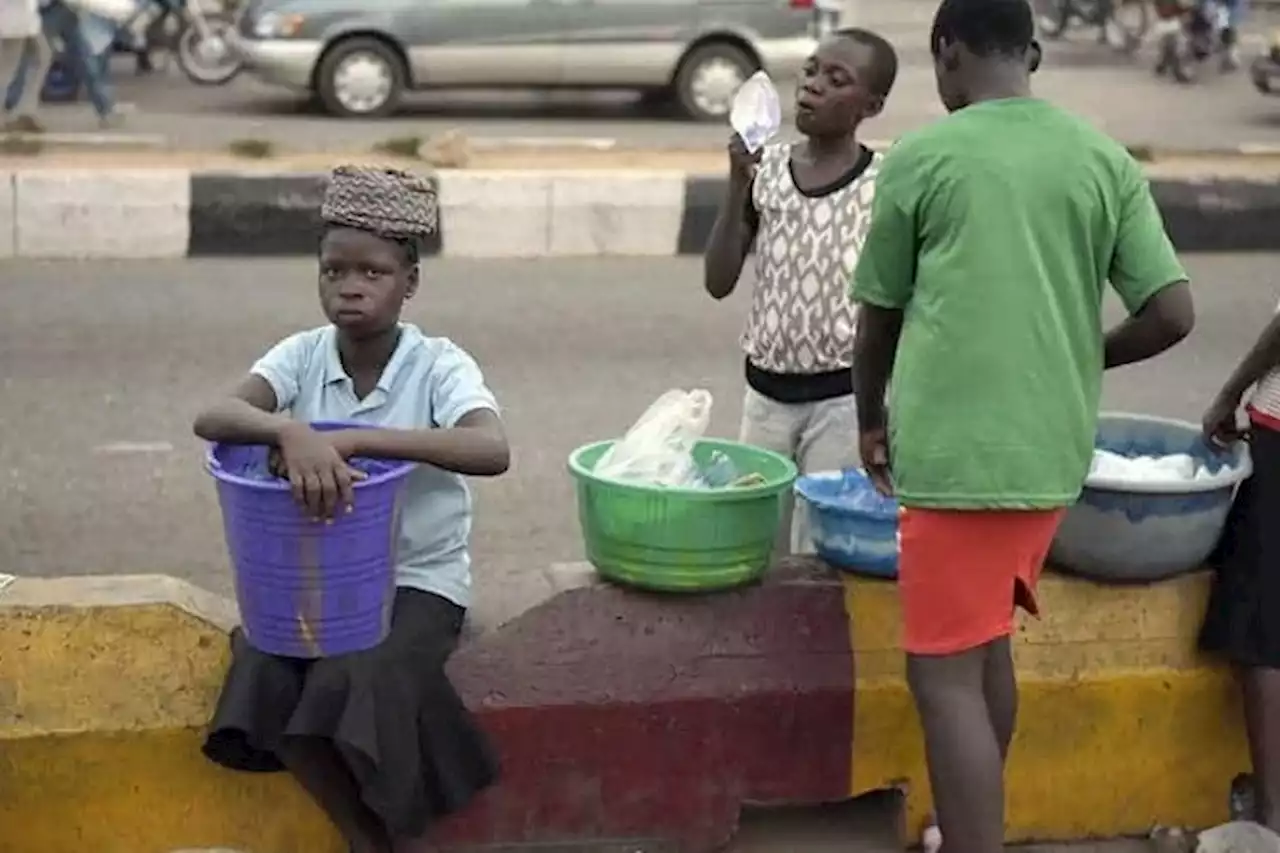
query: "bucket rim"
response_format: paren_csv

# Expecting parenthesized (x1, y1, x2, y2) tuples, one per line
(205, 421, 415, 491)
(567, 438, 797, 501)
(794, 469, 899, 522)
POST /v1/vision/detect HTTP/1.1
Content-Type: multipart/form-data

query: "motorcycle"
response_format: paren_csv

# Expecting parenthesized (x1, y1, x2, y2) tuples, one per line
(1252, 28, 1280, 95)
(1037, 0, 1150, 54)
(115, 0, 243, 85)
(1153, 0, 1232, 83)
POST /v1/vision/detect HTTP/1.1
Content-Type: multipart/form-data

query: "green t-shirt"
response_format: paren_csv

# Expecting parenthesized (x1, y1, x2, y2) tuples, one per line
(850, 98, 1187, 510)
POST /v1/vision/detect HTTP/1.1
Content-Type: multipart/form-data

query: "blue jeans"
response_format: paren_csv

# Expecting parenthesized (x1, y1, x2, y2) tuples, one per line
(5, 2, 114, 117)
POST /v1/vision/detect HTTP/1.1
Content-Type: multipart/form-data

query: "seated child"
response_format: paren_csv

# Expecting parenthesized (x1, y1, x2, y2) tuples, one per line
(1201, 305, 1280, 833)
(192, 165, 510, 853)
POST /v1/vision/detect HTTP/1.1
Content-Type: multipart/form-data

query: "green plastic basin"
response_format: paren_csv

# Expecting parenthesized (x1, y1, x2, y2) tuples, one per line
(567, 438, 799, 593)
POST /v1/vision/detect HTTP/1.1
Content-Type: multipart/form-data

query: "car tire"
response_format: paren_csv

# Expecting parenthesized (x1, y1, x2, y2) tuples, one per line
(673, 42, 758, 123)
(315, 36, 407, 119)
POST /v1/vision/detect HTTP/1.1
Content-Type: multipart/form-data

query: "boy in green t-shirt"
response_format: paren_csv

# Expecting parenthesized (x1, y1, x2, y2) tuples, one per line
(849, 0, 1196, 851)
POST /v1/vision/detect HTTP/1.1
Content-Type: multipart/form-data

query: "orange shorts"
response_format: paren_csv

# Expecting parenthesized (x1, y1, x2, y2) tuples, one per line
(897, 507, 1066, 656)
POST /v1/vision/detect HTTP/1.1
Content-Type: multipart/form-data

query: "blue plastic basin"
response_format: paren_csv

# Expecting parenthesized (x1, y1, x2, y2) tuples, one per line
(1050, 413, 1252, 583)
(794, 469, 899, 579)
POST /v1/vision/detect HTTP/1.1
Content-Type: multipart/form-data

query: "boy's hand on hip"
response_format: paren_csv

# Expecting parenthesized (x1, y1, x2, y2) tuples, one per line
(859, 427, 894, 496)
(278, 423, 367, 521)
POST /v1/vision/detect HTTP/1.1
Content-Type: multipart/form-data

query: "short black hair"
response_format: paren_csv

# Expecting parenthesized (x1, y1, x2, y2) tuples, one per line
(833, 27, 899, 98)
(929, 0, 1035, 59)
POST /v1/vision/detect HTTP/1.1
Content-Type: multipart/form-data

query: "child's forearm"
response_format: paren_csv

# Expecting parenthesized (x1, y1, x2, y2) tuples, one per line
(1219, 314, 1280, 402)
(703, 183, 756, 301)
(193, 398, 297, 446)
(342, 418, 510, 477)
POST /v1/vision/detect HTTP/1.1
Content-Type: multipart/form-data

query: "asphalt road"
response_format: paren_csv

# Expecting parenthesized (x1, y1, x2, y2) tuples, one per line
(2, 255, 1258, 852)
(0, 254, 1274, 633)
(24, 0, 1280, 151)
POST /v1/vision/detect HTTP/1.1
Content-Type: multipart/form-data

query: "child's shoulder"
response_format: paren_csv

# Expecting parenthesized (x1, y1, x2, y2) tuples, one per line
(272, 324, 334, 353)
(398, 326, 485, 376)
(757, 141, 794, 173)
(400, 325, 469, 358)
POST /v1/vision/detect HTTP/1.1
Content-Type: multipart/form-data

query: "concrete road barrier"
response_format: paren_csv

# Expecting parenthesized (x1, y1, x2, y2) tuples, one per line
(0, 563, 1248, 853)
(0, 167, 1276, 260)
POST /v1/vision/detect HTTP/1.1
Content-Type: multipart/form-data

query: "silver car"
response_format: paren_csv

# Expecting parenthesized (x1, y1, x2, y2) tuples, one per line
(235, 0, 822, 120)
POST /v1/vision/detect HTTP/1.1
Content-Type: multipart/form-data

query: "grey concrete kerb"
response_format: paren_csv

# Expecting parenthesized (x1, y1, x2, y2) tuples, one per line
(0, 562, 600, 637)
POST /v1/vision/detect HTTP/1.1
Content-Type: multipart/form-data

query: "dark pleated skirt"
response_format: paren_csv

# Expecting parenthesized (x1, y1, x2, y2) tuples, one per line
(202, 587, 498, 838)
(1200, 426, 1280, 669)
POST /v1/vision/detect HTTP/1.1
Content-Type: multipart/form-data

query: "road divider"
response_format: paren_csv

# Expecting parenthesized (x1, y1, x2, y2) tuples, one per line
(0, 166, 1277, 259)
(0, 562, 1249, 852)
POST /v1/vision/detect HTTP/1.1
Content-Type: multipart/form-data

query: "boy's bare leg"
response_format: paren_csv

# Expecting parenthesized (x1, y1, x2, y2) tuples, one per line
(1244, 667, 1280, 831)
(907, 642, 1007, 853)
(983, 636, 1018, 761)
(277, 736, 391, 853)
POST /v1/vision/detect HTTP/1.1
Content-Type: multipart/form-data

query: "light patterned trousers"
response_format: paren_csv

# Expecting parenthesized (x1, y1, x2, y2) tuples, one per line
(738, 386, 860, 556)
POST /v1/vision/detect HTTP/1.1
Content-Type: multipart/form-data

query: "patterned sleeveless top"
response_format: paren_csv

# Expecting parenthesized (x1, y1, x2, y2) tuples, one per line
(743, 142, 881, 375)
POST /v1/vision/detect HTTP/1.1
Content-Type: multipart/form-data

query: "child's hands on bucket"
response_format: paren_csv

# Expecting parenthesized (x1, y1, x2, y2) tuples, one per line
(276, 423, 368, 521)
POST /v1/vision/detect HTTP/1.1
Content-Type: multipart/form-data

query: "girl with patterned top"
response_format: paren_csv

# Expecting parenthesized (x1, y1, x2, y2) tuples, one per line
(1201, 301, 1280, 833)
(702, 27, 899, 554)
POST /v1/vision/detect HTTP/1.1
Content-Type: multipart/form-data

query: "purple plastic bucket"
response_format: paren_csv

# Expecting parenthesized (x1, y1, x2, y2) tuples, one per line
(206, 422, 415, 659)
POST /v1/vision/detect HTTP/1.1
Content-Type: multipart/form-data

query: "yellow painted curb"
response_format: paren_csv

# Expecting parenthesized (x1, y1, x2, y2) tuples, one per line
(0, 575, 339, 853)
(843, 570, 1248, 842)
(0, 571, 1248, 852)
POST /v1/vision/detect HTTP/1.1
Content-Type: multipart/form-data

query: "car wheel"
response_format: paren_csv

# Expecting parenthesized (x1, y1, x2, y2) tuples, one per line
(315, 36, 407, 119)
(674, 42, 758, 122)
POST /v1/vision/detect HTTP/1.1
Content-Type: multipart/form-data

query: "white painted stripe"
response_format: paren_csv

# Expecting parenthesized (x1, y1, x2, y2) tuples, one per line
(93, 441, 175, 454)
(437, 169, 686, 258)
(470, 137, 619, 151)
(0, 131, 166, 148)
(549, 171, 685, 257)
(438, 170, 553, 258)
(14, 169, 191, 259)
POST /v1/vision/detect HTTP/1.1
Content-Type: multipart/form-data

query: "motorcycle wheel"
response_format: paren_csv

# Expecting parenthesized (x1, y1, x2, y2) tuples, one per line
(1036, 0, 1074, 39)
(1171, 42, 1196, 83)
(1106, 0, 1150, 53)
(176, 16, 243, 86)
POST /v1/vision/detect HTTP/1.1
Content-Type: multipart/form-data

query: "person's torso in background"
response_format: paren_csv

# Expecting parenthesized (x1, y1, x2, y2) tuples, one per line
(745, 141, 880, 376)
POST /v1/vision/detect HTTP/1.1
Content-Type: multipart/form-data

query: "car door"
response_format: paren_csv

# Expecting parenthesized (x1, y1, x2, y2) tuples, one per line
(400, 0, 567, 87)
(555, 0, 693, 87)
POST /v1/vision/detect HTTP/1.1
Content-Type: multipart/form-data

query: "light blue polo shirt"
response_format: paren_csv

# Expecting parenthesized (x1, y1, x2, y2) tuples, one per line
(250, 323, 499, 609)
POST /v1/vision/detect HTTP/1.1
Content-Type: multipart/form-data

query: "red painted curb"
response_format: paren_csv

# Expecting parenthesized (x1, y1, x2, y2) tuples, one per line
(440, 565, 853, 851)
